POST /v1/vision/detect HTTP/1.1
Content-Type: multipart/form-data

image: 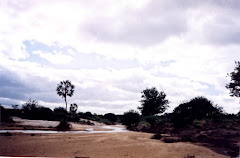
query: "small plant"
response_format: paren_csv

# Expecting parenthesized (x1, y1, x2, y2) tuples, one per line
(152, 133, 162, 139)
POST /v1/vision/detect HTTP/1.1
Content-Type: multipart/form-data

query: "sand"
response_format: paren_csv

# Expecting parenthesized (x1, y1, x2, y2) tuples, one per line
(0, 118, 230, 158)
(0, 132, 229, 158)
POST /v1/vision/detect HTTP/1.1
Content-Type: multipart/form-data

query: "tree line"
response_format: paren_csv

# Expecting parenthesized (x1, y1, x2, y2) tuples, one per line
(122, 61, 240, 128)
(1, 61, 240, 129)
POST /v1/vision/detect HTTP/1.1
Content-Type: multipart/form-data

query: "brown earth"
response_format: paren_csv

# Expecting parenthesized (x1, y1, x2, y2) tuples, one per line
(0, 132, 229, 158)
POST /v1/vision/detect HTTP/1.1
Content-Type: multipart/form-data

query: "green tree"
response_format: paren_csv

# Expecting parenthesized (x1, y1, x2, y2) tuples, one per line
(138, 87, 169, 116)
(226, 61, 240, 98)
(56, 80, 75, 111)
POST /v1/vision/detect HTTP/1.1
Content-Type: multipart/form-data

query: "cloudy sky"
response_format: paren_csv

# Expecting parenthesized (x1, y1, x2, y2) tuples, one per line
(0, 0, 240, 114)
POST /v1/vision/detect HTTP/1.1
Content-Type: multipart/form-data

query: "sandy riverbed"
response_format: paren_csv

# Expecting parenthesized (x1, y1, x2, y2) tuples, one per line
(0, 118, 230, 158)
(0, 132, 229, 158)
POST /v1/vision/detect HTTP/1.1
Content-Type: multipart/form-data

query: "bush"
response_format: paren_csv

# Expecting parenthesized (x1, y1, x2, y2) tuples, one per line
(104, 113, 117, 123)
(121, 110, 140, 127)
(22, 99, 54, 120)
(144, 116, 159, 126)
(78, 112, 93, 119)
(0, 105, 13, 123)
(56, 120, 71, 131)
(172, 96, 220, 127)
(54, 107, 67, 115)
(100, 118, 113, 125)
(193, 119, 206, 128)
(152, 133, 162, 139)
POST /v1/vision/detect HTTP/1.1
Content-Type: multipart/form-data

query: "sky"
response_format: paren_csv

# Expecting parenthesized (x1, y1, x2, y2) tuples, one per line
(0, 0, 240, 114)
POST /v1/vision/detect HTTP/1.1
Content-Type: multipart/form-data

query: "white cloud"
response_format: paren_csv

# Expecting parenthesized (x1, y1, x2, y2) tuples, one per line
(0, 0, 240, 114)
(32, 50, 73, 64)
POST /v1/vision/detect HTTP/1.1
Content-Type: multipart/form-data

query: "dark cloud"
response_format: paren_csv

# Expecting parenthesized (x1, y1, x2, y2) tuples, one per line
(83, 1, 188, 46)
(0, 68, 30, 100)
(204, 16, 240, 45)
(82, 0, 240, 46)
(0, 66, 61, 105)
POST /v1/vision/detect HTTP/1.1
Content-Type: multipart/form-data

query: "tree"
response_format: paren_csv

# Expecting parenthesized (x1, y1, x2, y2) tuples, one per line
(121, 110, 140, 127)
(226, 61, 240, 98)
(12, 104, 19, 109)
(56, 80, 75, 111)
(22, 99, 39, 109)
(70, 103, 78, 114)
(138, 87, 169, 116)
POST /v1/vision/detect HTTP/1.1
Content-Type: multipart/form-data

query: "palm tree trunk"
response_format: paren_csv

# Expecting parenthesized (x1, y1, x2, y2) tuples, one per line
(65, 97, 67, 111)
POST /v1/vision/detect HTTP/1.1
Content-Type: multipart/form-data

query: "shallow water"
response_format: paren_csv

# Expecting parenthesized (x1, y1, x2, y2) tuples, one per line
(0, 125, 128, 134)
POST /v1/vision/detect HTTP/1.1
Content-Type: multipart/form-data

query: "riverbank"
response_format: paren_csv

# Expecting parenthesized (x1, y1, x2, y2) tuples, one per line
(0, 117, 114, 132)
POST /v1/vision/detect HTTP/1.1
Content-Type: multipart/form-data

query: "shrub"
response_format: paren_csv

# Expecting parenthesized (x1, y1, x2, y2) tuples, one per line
(56, 120, 71, 131)
(193, 119, 206, 128)
(100, 118, 113, 125)
(0, 105, 13, 123)
(172, 96, 220, 127)
(152, 133, 162, 139)
(144, 115, 159, 126)
(22, 99, 54, 120)
(104, 113, 117, 123)
(79, 112, 93, 119)
(121, 110, 140, 127)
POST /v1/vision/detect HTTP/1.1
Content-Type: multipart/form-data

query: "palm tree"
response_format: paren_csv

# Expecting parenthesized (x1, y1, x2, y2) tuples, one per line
(70, 103, 78, 114)
(56, 80, 75, 111)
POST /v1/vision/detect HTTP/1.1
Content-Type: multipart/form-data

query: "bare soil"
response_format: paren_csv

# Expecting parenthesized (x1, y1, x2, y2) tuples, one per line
(0, 132, 229, 158)
(0, 118, 232, 158)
